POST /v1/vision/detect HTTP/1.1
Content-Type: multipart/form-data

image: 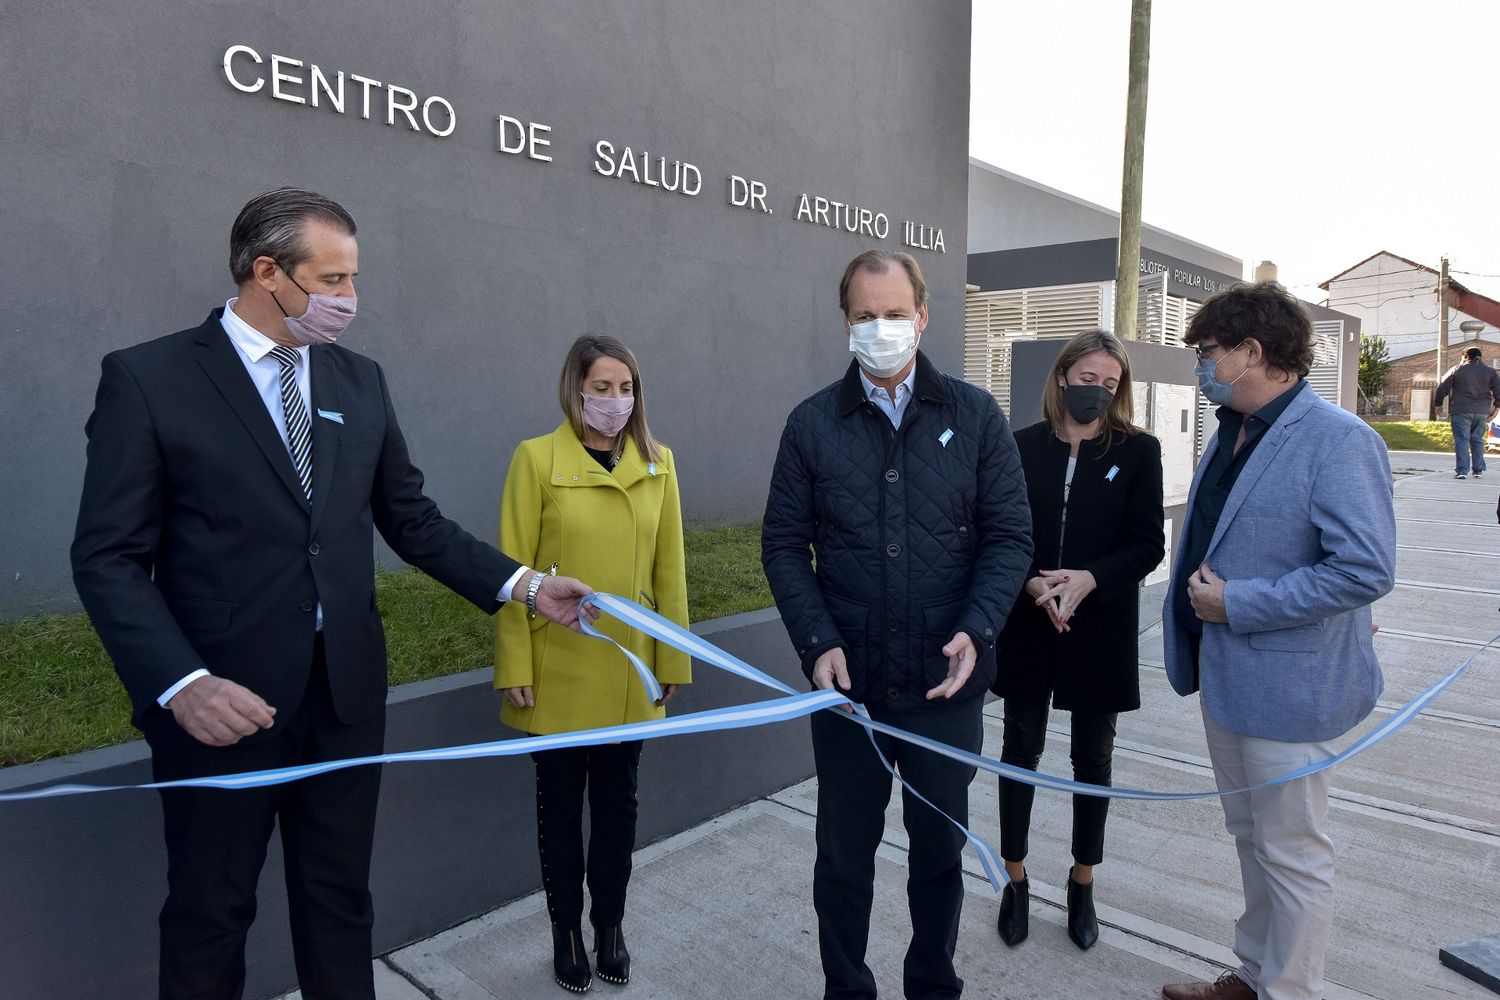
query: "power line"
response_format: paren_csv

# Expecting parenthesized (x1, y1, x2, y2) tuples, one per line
(1326, 292, 1437, 308)
(1325, 265, 1430, 282)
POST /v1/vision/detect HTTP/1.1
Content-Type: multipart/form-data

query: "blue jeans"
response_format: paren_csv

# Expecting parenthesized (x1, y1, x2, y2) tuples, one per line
(1451, 413, 1489, 475)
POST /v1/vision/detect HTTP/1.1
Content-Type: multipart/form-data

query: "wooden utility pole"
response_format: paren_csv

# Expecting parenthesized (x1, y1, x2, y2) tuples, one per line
(1436, 255, 1450, 408)
(1114, 0, 1152, 340)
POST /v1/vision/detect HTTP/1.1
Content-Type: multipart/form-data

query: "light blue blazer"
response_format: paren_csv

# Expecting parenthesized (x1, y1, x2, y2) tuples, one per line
(1162, 385, 1397, 743)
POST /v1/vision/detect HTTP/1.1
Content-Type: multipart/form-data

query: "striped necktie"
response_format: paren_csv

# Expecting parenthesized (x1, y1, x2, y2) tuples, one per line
(268, 346, 313, 501)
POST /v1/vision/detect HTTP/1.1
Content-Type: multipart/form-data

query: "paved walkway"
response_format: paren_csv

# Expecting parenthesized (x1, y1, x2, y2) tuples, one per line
(286, 450, 1500, 999)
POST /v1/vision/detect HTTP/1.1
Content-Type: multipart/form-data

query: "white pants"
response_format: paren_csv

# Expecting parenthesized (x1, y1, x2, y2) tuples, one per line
(1201, 701, 1338, 1000)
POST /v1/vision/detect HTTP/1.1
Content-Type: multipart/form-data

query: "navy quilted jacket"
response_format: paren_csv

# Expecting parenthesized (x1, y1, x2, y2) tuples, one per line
(761, 353, 1033, 709)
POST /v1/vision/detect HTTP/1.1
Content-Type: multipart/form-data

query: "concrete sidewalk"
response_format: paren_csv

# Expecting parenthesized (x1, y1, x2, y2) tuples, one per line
(288, 450, 1500, 999)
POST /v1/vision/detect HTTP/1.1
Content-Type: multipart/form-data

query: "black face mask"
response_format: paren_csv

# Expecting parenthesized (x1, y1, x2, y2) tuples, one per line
(1063, 384, 1114, 424)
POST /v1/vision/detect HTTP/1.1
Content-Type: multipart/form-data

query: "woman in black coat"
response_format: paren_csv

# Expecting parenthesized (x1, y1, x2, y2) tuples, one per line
(991, 328, 1165, 952)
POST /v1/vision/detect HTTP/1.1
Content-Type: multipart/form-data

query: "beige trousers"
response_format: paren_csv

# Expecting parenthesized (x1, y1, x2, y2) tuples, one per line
(1201, 700, 1339, 1000)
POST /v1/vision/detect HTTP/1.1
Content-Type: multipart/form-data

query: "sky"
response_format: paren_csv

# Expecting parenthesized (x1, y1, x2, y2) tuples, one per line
(969, 0, 1500, 305)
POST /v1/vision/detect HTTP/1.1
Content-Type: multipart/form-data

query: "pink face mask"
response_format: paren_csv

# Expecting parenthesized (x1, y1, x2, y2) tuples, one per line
(273, 264, 357, 345)
(581, 393, 634, 437)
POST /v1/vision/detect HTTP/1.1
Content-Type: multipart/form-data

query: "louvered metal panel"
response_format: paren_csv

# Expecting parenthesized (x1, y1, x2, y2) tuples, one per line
(1195, 392, 1215, 459)
(964, 282, 1109, 414)
(1135, 272, 1167, 345)
(1134, 274, 1196, 349)
(1308, 319, 1344, 407)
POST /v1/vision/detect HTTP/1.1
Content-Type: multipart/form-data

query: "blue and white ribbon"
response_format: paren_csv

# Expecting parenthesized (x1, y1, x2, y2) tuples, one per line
(2, 593, 1494, 895)
(0, 690, 844, 801)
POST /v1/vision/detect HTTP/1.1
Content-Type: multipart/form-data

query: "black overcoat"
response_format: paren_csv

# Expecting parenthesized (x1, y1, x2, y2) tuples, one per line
(991, 421, 1164, 713)
(762, 354, 1033, 709)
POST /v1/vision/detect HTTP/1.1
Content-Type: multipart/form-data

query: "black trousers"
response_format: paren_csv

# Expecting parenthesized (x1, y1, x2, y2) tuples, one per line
(149, 636, 384, 1000)
(810, 696, 983, 1000)
(531, 740, 644, 931)
(997, 698, 1117, 867)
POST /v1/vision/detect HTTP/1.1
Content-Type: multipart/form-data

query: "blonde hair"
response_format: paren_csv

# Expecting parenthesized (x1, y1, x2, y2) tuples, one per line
(558, 336, 663, 463)
(1039, 329, 1138, 450)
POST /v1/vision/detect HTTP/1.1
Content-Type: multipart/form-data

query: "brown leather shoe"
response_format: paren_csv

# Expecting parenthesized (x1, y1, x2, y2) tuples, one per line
(1161, 970, 1255, 999)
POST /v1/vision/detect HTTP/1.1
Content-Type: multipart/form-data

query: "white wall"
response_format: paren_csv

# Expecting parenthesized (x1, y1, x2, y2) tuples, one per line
(1325, 253, 1499, 359)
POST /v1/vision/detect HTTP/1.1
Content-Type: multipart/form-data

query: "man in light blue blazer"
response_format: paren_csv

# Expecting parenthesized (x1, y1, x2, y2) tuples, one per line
(1158, 283, 1396, 1000)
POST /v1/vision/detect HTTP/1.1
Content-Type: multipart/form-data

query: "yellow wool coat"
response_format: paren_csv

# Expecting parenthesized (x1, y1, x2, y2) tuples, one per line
(495, 422, 691, 734)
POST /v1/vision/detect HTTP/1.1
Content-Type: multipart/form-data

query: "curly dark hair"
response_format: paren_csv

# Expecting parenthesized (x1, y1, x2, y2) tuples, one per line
(1184, 281, 1315, 378)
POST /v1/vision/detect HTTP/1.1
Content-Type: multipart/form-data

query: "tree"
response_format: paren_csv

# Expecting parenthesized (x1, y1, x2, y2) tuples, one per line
(1358, 335, 1392, 412)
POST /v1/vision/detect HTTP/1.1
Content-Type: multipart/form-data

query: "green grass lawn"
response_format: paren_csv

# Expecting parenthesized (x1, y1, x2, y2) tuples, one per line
(1367, 420, 1455, 452)
(0, 524, 772, 767)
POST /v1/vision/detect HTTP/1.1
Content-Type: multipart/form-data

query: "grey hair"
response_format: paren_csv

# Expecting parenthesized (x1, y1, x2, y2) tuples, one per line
(229, 187, 357, 284)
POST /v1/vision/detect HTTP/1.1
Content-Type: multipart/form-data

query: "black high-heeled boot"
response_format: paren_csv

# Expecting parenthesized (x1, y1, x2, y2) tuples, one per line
(552, 924, 592, 993)
(594, 922, 631, 985)
(996, 875, 1029, 946)
(1066, 870, 1099, 951)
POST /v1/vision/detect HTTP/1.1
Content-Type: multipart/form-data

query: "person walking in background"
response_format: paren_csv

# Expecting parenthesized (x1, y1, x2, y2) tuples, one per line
(991, 329, 1164, 953)
(1160, 283, 1396, 1000)
(70, 188, 593, 1000)
(1435, 345, 1500, 479)
(762, 249, 1032, 1000)
(495, 335, 690, 993)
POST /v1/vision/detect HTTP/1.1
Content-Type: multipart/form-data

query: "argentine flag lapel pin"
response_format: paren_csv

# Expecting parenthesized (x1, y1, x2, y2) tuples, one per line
(938, 428, 954, 448)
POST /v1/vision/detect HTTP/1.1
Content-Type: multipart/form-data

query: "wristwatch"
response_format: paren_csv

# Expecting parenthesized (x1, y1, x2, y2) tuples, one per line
(525, 562, 559, 618)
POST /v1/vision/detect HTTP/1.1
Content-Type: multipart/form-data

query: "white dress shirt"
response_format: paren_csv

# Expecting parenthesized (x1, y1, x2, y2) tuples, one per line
(159, 300, 530, 706)
(859, 365, 917, 429)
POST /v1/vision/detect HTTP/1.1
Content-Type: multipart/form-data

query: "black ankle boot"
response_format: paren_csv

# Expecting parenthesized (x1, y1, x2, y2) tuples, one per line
(1066, 871, 1099, 950)
(551, 924, 592, 993)
(996, 875, 1029, 946)
(593, 922, 631, 985)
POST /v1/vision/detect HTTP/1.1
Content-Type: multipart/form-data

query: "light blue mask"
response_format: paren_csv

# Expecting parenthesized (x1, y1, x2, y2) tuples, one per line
(1193, 343, 1246, 406)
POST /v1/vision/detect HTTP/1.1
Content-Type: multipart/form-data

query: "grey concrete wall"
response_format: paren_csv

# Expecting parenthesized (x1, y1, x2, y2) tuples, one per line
(0, 610, 811, 1000)
(967, 158, 1243, 278)
(0, 0, 972, 616)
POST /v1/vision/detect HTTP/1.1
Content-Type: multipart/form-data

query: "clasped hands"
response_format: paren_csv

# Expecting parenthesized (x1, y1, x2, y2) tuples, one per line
(811, 631, 977, 712)
(1025, 568, 1097, 633)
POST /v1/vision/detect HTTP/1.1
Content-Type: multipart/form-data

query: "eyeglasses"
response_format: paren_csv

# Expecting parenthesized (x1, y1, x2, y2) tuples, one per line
(1193, 342, 1240, 361)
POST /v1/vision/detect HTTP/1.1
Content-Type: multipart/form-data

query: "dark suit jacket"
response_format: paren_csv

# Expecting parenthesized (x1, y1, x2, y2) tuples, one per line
(71, 309, 520, 744)
(992, 422, 1164, 713)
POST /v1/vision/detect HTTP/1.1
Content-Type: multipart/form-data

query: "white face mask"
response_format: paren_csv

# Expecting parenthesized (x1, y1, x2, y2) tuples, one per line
(848, 317, 918, 379)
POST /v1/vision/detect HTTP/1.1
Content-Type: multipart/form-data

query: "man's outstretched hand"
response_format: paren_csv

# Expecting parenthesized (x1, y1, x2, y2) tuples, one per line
(530, 572, 599, 629)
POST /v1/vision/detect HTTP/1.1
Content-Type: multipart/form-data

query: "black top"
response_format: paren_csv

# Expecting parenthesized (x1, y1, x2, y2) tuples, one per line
(1435, 358, 1500, 415)
(585, 445, 618, 471)
(992, 422, 1165, 713)
(1172, 379, 1307, 639)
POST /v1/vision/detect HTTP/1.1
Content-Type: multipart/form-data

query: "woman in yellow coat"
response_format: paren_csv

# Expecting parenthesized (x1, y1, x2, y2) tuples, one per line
(495, 335, 690, 994)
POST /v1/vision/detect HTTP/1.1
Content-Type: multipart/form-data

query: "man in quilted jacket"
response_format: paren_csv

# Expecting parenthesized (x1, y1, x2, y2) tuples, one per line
(762, 250, 1032, 999)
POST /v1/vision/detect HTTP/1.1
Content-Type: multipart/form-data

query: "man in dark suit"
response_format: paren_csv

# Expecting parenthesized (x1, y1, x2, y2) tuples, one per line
(70, 188, 593, 1000)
